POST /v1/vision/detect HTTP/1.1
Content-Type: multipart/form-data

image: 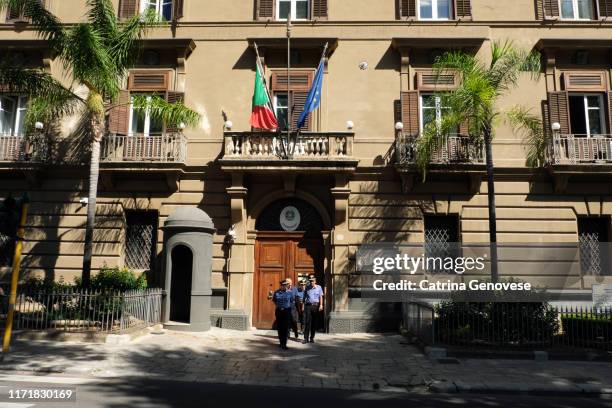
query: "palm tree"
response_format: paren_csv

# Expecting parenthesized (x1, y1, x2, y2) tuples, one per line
(416, 41, 541, 282)
(0, 0, 200, 286)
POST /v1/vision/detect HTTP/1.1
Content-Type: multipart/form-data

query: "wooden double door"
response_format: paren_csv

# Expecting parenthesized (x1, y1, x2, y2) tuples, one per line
(253, 232, 324, 329)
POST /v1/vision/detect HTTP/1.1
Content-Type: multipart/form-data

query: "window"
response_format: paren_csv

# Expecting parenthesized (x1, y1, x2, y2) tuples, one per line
(419, 0, 452, 20)
(578, 217, 610, 276)
(124, 211, 158, 271)
(274, 93, 290, 131)
(277, 0, 309, 20)
(420, 94, 457, 134)
(568, 94, 606, 137)
(129, 94, 163, 136)
(140, 0, 173, 21)
(0, 95, 27, 136)
(424, 215, 460, 272)
(560, 0, 595, 19)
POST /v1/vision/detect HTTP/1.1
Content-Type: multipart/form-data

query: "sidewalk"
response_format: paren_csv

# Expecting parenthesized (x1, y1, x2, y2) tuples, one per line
(1, 328, 611, 394)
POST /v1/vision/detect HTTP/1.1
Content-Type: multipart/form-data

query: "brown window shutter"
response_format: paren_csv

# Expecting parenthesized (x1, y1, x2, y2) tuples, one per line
(607, 92, 612, 134)
(119, 0, 139, 20)
(417, 71, 459, 91)
(563, 71, 607, 91)
(128, 70, 171, 91)
(256, 0, 275, 20)
(291, 92, 310, 130)
(547, 91, 570, 134)
(398, 0, 417, 19)
(454, 0, 472, 19)
(173, 0, 184, 19)
(165, 91, 185, 133)
(108, 90, 131, 136)
(541, 0, 559, 19)
(599, 0, 612, 18)
(271, 70, 314, 92)
(400, 91, 420, 137)
(312, 0, 328, 19)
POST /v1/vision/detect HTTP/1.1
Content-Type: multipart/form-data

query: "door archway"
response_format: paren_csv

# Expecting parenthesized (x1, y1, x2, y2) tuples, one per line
(170, 245, 193, 323)
(253, 198, 325, 329)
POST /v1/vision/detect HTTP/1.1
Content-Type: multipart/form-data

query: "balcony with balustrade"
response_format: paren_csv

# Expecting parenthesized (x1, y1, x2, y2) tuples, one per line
(546, 133, 612, 191)
(0, 133, 50, 186)
(394, 132, 485, 192)
(219, 132, 358, 173)
(98, 132, 188, 190)
(549, 134, 612, 166)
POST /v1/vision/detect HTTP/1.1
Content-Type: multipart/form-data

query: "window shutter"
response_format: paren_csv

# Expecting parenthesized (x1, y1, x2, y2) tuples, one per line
(312, 0, 328, 19)
(173, 0, 184, 19)
(454, 0, 472, 19)
(291, 92, 310, 131)
(256, 0, 275, 20)
(398, 0, 417, 19)
(598, 0, 612, 18)
(417, 71, 459, 91)
(547, 91, 570, 134)
(400, 91, 420, 137)
(563, 71, 607, 91)
(165, 91, 185, 133)
(128, 70, 171, 91)
(607, 92, 612, 134)
(108, 90, 131, 136)
(540, 0, 559, 19)
(119, 0, 139, 20)
(271, 70, 314, 92)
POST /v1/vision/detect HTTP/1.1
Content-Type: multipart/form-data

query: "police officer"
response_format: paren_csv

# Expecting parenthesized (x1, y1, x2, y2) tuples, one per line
(271, 279, 293, 350)
(285, 278, 299, 339)
(303, 275, 324, 343)
(295, 280, 306, 332)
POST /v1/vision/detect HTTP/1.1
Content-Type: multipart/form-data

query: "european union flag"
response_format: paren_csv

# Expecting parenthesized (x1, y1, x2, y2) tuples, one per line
(297, 60, 325, 129)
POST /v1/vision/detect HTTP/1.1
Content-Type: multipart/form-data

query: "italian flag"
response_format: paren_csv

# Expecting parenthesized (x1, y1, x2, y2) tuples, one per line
(250, 64, 278, 130)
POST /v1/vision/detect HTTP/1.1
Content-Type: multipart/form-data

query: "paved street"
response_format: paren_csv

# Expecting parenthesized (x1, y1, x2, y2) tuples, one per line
(0, 328, 611, 395)
(0, 373, 611, 408)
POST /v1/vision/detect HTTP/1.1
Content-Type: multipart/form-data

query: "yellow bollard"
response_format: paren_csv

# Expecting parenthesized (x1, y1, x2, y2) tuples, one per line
(2, 200, 29, 356)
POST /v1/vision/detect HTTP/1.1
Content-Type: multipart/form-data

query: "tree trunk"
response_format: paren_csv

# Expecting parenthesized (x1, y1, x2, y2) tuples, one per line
(82, 114, 104, 287)
(484, 125, 499, 282)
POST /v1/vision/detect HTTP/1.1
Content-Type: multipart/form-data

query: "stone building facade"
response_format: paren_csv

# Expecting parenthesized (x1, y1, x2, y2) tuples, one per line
(0, 0, 611, 332)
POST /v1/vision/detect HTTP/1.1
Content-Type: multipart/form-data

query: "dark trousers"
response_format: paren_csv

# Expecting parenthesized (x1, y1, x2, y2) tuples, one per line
(303, 303, 319, 341)
(275, 308, 291, 347)
(289, 306, 299, 338)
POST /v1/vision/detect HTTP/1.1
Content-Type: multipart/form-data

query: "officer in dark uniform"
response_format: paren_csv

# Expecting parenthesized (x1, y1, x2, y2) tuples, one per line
(271, 279, 293, 350)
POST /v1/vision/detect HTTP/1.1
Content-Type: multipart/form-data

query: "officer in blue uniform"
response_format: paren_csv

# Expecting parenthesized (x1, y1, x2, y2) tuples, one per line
(303, 275, 324, 343)
(285, 278, 299, 339)
(271, 279, 293, 350)
(295, 280, 306, 332)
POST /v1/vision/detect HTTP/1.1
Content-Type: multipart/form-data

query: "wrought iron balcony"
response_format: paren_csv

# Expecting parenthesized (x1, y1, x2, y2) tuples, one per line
(550, 134, 612, 165)
(396, 133, 485, 166)
(220, 131, 357, 172)
(0, 134, 50, 164)
(100, 132, 187, 163)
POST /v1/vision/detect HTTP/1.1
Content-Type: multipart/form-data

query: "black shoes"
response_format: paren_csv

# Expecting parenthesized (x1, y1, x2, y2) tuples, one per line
(281, 345, 289, 350)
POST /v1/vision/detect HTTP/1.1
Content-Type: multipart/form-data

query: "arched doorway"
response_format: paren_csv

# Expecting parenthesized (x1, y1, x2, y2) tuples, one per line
(170, 245, 193, 323)
(253, 198, 325, 329)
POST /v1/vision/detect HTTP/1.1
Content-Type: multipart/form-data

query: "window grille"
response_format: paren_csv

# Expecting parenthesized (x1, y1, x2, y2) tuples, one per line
(124, 211, 158, 271)
(424, 215, 460, 273)
(578, 217, 610, 276)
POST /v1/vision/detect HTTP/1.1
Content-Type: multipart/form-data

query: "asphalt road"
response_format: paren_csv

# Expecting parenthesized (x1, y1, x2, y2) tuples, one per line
(0, 373, 612, 408)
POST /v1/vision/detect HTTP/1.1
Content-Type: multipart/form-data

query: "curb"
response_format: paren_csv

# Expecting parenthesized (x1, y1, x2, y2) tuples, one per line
(429, 380, 612, 395)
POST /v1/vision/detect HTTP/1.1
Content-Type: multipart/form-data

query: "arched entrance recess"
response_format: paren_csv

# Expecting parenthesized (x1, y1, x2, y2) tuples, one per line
(253, 198, 326, 329)
(170, 245, 193, 323)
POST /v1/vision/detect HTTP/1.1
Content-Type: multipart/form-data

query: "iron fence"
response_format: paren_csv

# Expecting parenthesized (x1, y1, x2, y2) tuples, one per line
(0, 287, 162, 333)
(403, 302, 612, 351)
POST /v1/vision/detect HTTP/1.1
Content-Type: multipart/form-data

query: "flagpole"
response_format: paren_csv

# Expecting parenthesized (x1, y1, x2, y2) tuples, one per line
(286, 14, 292, 158)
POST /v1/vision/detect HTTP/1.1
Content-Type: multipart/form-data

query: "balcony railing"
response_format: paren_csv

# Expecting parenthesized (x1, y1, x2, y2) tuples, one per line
(0, 134, 50, 164)
(100, 133, 187, 163)
(550, 134, 612, 165)
(396, 133, 485, 166)
(223, 132, 354, 160)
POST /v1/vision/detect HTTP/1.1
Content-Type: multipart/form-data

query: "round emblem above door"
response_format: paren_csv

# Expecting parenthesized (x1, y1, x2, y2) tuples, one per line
(279, 206, 301, 231)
